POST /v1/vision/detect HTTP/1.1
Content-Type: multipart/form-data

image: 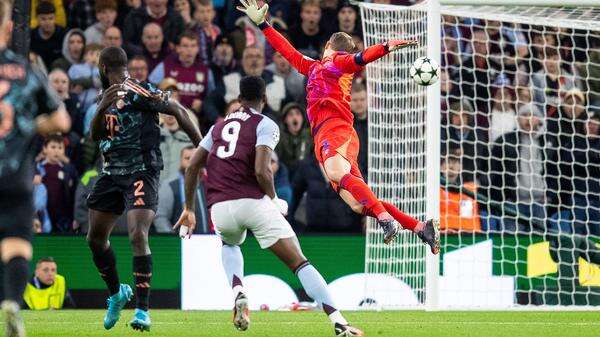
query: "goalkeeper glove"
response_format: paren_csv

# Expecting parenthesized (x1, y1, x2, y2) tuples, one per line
(236, 0, 269, 26)
(271, 196, 288, 216)
(385, 39, 419, 52)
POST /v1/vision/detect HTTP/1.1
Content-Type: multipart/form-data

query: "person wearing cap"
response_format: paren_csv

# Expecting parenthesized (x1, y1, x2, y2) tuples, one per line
(442, 98, 489, 184)
(336, 2, 361, 38)
(488, 103, 551, 232)
(547, 105, 600, 235)
(277, 103, 313, 179)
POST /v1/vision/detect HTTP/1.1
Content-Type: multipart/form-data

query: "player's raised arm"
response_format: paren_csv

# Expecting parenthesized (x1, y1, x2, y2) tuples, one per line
(90, 84, 121, 141)
(237, 0, 315, 76)
(333, 39, 419, 74)
(163, 99, 202, 146)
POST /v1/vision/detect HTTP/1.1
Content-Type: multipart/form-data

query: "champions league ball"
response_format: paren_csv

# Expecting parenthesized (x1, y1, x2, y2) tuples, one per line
(409, 56, 440, 86)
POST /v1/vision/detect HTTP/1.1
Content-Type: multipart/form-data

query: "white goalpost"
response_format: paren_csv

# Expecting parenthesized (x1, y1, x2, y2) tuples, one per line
(359, 0, 600, 309)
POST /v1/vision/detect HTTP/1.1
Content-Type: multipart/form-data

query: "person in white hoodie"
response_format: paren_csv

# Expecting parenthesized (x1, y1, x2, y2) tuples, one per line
(51, 28, 86, 72)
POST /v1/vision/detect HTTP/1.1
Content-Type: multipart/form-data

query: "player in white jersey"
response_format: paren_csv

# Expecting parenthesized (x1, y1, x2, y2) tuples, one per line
(176, 76, 363, 336)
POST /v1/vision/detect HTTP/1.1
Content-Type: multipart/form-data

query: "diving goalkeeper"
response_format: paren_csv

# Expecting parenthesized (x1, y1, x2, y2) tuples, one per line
(238, 0, 439, 253)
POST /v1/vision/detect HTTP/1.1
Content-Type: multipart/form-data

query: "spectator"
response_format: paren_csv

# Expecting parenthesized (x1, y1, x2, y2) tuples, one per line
(31, 1, 66, 67)
(289, 0, 327, 60)
(23, 257, 75, 310)
(128, 55, 149, 82)
(548, 108, 600, 235)
(84, 0, 118, 45)
(319, 0, 339, 36)
(440, 68, 459, 116)
(149, 31, 214, 116)
(102, 26, 123, 49)
(277, 103, 312, 180)
(31, 0, 67, 28)
(531, 47, 578, 117)
(51, 29, 86, 72)
(68, 0, 97, 30)
(68, 43, 102, 113)
(488, 103, 550, 233)
(116, 0, 143, 28)
(29, 51, 49, 75)
(291, 154, 362, 232)
(48, 69, 85, 137)
(336, 2, 360, 37)
(271, 151, 292, 206)
(39, 135, 78, 233)
(158, 84, 195, 183)
(73, 162, 129, 233)
(351, 82, 368, 177)
(190, 0, 221, 65)
(123, 0, 185, 52)
(489, 75, 517, 142)
(141, 23, 170, 73)
(441, 99, 489, 184)
(460, 29, 500, 116)
(155, 146, 210, 233)
(210, 35, 237, 90)
(547, 88, 587, 150)
(223, 46, 286, 115)
(33, 169, 52, 234)
(266, 51, 306, 104)
(175, 0, 193, 27)
(440, 147, 480, 232)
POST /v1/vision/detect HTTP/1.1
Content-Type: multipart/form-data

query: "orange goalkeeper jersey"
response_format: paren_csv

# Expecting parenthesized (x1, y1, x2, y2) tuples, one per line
(260, 23, 390, 134)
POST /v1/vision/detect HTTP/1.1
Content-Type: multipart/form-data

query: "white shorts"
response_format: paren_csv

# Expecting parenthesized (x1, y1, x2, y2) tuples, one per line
(211, 196, 296, 249)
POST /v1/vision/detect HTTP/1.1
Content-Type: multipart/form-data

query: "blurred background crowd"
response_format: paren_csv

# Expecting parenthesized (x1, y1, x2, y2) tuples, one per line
(25, 0, 600, 237)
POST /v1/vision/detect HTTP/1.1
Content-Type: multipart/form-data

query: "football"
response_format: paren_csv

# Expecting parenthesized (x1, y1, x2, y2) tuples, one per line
(409, 56, 440, 86)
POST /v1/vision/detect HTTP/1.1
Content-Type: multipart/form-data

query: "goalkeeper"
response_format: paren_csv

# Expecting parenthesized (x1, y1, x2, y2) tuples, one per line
(238, 0, 439, 252)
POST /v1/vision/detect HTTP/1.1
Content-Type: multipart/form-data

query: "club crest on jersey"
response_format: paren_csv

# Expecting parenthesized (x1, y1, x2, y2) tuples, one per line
(322, 140, 330, 156)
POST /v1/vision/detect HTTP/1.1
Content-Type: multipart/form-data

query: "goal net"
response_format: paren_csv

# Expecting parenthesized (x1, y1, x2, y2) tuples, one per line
(360, 0, 600, 309)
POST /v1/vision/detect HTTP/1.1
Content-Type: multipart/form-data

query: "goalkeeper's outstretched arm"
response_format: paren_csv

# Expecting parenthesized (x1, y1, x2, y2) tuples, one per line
(237, 0, 315, 76)
(259, 22, 315, 76)
(333, 40, 419, 73)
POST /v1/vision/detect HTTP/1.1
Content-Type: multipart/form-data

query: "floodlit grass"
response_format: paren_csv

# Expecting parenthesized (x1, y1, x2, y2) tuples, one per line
(15, 309, 600, 337)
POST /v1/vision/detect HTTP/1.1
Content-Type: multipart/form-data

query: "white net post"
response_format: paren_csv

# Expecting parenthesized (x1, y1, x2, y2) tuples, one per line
(360, 0, 440, 309)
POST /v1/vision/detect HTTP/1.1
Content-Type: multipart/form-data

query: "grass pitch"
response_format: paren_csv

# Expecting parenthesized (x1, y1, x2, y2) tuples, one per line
(18, 310, 600, 337)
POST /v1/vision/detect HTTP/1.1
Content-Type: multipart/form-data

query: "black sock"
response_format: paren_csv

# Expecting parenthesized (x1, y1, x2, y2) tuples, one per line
(133, 255, 152, 311)
(4, 257, 28, 304)
(92, 246, 120, 296)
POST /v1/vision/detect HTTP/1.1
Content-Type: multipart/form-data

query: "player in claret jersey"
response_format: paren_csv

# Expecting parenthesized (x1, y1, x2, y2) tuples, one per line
(86, 46, 201, 332)
(177, 76, 364, 336)
(238, 0, 439, 252)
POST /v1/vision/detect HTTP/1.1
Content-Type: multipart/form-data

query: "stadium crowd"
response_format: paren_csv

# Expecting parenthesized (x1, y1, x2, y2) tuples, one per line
(25, 0, 600, 237)
(440, 17, 600, 236)
(28, 0, 383, 235)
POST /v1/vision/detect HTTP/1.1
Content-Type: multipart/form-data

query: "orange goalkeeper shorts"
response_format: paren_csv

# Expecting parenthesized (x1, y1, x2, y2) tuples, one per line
(313, 121, 364, 191)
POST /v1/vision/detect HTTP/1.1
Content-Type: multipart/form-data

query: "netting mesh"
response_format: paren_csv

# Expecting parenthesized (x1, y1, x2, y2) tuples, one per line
(361, 2, 430, 307)
(362, 1, 600, 308)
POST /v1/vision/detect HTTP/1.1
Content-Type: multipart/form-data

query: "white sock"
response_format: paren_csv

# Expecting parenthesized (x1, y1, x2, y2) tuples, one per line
(296, 262, 348, 325)
(221, 244, 244, 297)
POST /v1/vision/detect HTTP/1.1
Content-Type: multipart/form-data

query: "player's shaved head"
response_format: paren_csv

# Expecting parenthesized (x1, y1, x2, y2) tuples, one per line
(99, 46, 128, 71)
(328, 32, 356, 53)
(239, 76, 266, 105)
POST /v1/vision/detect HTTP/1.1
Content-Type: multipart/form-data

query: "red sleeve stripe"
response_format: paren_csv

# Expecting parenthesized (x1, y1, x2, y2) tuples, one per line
(124, 79, 152, 97)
